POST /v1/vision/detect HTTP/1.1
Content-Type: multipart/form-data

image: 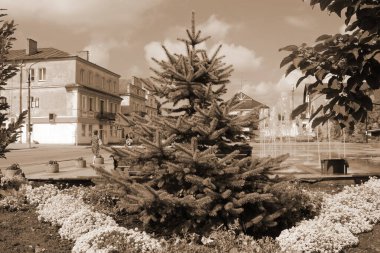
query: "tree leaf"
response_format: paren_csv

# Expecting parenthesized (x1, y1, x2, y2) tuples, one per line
(309, 104, 323, 121)
(285, 64, 296, 77)
(279, 45, 298, 52)
(316, 69, 328, 81)
(312, 115, 328, 128)
(293, 57, 304, 67)
(316, 34, 333, 42)
(296, 75, 308, 88)
(320, 0, 334, 11)
(280, 55, 295, 68)
(291, 102, 309, 119)
(314, 43, 327, 52)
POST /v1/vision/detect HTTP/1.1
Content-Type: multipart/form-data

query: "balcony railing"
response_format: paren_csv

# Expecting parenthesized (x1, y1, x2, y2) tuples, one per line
(96, 112, 116, 122)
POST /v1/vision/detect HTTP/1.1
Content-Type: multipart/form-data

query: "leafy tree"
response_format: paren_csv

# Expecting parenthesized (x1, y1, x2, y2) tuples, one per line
(0, 10, 26, 158)
(94, 12, 315, 236)
(281, 1, 380, 129)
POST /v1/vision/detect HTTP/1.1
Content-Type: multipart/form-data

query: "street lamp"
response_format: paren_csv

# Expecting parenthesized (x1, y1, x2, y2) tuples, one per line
(26, 59, 45, 148)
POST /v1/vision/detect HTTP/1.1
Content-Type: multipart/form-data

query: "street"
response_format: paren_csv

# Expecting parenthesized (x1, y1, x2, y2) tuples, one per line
(0, 143, 114, 176)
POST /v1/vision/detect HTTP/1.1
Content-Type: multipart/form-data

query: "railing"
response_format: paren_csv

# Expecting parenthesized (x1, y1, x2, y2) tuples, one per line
(96, 112, 116, 122)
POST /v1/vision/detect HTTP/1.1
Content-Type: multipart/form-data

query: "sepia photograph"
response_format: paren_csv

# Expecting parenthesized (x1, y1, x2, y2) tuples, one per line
(0, 0, 380, 252)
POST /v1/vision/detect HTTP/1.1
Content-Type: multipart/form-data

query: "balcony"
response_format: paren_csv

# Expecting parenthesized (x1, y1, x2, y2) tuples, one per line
(96, 112, 116, 122)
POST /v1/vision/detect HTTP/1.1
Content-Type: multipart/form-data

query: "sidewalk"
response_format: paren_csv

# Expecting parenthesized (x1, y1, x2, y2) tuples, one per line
(2, 143, 117, 181)
(3, 142, 380, 183)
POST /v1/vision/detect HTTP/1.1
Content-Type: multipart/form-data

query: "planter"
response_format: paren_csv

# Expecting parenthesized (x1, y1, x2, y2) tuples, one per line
(47, 164, 59, 173)
(321, 159, 348, 174)
(94, 157, 104, 165)
(76, 160, 86, 168)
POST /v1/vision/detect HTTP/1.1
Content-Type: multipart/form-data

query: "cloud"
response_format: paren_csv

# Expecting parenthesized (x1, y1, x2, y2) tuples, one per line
(284, 16, 314, 29)
(144, 39, 206, 65)
(236, 70, 316, 107)
(83, 38, 128, 68)
(2, 0, 163, 27)
(199, 15, 232, 41)
(212, 43, 262, 72)
(126, 65, 144, 77)
(144, 15, 262, 76)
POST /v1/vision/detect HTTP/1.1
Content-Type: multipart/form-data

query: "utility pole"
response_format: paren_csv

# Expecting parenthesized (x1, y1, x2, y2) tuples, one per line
(26, 60, 44, 148)
(19, 62, 24, 143)
(27, 68, 31, 148)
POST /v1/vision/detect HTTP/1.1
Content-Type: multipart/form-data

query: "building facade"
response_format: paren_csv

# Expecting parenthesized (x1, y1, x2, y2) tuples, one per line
(2, 39, 123, 145)
(119, 77, 147, 116)
(228, 92, 269, 133)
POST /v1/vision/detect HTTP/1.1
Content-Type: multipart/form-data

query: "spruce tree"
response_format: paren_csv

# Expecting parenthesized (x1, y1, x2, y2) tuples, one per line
(95, 12, 311, 236)
(0, 11, 26, 158)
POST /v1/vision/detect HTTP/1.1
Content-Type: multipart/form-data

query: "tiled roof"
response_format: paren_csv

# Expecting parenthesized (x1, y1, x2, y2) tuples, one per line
(6, 48, 71, 61)
(230, 92, 269, 110)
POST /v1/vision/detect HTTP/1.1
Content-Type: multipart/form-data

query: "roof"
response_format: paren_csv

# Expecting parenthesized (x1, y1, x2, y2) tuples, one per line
(6, 47, 120, 77)
(6, 48, 72, 61)
(229, 92, 269, 110)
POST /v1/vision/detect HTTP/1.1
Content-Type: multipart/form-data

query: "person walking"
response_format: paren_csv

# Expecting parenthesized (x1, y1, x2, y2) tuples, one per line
(91, 130, 102, 164)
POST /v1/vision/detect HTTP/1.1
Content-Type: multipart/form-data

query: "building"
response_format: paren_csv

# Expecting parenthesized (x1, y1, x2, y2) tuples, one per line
(2, 39, 123, 145)
(228, 92, 269, 134)
(145, 89, 159, 118)
(119, 77, 146, 116)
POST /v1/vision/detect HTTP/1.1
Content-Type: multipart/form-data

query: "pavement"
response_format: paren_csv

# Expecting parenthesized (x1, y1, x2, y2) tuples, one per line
(1, 143, 121, 181)
(1, 142, 380, 183)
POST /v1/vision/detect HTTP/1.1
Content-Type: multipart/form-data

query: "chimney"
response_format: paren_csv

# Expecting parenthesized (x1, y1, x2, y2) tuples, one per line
(77, 51, 89, 61)
(27, 38, 38, 55)
(133, 76, 142, 88)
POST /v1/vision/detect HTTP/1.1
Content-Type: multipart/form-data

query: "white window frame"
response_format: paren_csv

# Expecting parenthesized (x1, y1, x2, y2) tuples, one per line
(80, 69, 85, 83)
(38, 67, 46, 81)
(89, 97, 94, 112)
(82, 95, 87, 111)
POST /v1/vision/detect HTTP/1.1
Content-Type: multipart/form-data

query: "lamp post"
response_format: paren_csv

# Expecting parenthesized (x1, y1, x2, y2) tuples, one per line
(26, 60, 44, 148)
(26, 66, 32, 148)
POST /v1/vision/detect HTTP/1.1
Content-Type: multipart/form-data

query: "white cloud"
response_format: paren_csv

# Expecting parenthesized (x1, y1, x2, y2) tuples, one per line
(236, 70, 316, 107)
(144, 39, 262, 73)
(212, 43, 262, 72)
(2, 0, 163, 27)
(199, 15, 231, 41)
(284, 16, 314, 29)
(126, 65, 144, 77)
(144, 15, 262, 75)
(144, 39, 207, 65)
(83, 38, 128, 68)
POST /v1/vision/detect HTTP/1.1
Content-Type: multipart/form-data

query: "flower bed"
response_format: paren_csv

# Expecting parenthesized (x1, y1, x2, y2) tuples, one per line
(277, 177, 380, 252)
(25, 184, 163, 253)
(2, 177, 378, 252)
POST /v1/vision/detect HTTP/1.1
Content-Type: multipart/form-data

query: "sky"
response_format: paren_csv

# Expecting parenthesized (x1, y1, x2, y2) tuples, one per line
(1, 0, 345, 107)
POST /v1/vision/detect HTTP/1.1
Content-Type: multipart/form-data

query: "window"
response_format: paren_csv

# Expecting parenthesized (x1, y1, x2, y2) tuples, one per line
(38, 68, 46, 81)
(88, 72, 93, 85)
(82, 95, 87, 111)
(31, 97, 39, 108)
(82, 124, 86, 137)
(89, 97, 94, 111)
(95, 74, 99, 87)
(101, 77, 105, 89)
(88, 125, 92, 137)
(29, 69, 35, 81)
(80, 69, 85, 83)
(113, 82, 117, 93)
(107, 80, 111, 91)
(110, 125, 113, 137)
